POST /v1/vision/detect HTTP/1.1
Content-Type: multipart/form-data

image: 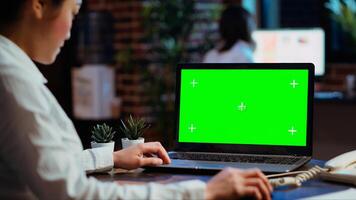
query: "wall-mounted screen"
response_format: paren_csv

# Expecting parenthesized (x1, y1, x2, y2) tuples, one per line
(252, 28, 325, 76)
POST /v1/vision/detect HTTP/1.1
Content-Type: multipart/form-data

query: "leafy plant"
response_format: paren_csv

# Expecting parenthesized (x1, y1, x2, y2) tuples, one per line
(140, 1, 223, 147)
(142, 0, 195, 64)
(91, 123, 116, 143)
(141, 0, 221, 147)
(325, 0, 356, 44)
(119, 115, 151, 140)
(141, 0, 195, 147)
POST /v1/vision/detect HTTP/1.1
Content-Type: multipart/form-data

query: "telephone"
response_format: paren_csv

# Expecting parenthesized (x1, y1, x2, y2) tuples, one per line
(269, 150, 356, 188)
(320, 150, 356, 185)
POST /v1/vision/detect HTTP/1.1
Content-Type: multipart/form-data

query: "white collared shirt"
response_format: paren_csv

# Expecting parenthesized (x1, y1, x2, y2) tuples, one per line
(0, 35, 205, 199)
(203, 40, 254, 63)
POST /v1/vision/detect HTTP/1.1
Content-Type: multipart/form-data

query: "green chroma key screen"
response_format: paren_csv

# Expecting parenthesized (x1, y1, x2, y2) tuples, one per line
(178, 69, 309, 146)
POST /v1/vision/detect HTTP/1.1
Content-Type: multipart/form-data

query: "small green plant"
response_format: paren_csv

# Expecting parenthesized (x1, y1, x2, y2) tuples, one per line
(119, 115, 151, 140)
(91, 123, 116, 143)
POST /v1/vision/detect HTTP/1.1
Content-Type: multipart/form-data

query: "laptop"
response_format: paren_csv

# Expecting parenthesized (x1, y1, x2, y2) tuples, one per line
(147, 63, 314, 173)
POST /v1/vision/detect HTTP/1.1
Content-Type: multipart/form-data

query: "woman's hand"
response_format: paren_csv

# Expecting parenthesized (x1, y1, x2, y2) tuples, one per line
(205, 168, 273, 200)
(113, 142, 171, 170)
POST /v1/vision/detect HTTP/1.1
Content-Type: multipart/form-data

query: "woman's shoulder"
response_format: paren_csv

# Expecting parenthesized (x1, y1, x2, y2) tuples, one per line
(0, 62, 50, 115)
(0, 62, 38, 87)
(230, 41, 254, 63)
(203, 48, 220, 63)
(231, 40, 254, 52)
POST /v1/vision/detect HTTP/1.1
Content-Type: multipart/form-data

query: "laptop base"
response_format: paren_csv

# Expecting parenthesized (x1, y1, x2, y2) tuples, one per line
(144, 156, 311, 174)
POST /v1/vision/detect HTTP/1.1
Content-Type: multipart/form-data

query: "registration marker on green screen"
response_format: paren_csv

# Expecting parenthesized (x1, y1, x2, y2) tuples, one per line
(178, 69, 308, 146)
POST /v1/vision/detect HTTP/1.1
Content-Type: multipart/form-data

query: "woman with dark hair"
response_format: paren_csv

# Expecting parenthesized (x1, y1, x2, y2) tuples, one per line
(0, 0, 271, 199)
(203, 5, 256, 63)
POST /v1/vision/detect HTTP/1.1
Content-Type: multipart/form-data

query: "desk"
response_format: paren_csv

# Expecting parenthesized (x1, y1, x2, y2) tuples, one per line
(314, 101, 356, 160)
(92, 160, 354, 199)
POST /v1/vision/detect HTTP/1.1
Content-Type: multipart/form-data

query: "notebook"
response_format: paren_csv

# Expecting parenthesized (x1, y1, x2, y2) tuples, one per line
(147, 63, 314, 173)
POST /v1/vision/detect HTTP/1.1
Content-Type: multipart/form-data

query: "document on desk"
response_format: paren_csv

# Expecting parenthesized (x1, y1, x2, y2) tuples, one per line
(300, 188, 356, 200)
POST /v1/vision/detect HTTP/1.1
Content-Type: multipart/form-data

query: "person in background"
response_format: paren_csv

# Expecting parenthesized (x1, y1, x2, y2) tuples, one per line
(0, 0, 272, 199)
(203, 5, 256, 63)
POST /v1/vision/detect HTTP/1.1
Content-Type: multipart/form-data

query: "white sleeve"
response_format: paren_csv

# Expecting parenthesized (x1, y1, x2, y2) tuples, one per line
(1, 106, 207, 199)
(81, 147, 114, 174)
(0, 78, 207, 200)
(148, 180, 206, 200)
(83, 179, 206, 200)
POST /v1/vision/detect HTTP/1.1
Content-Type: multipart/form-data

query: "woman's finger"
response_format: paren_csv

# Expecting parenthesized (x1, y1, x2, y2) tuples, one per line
(242, 169, 272, 192)
(140, 142, 171, 164)
(139, 157, 163, 166)
(241, 186, 262, 200)
(245, 178, 271, 200)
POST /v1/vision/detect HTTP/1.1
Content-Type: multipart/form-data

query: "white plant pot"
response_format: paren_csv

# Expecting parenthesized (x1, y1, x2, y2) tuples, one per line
(121, 137, 144, 149)
(91, 141, 115, 152)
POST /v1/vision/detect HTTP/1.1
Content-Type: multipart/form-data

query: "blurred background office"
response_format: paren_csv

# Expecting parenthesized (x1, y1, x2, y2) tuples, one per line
(38, 0, 356, 160)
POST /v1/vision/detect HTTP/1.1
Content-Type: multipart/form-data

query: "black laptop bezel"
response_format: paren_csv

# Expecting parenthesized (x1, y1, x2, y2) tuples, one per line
(174, 63, 314, 157)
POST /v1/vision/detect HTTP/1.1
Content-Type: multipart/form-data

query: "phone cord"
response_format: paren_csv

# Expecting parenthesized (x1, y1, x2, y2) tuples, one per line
(269, 166, 329, 188)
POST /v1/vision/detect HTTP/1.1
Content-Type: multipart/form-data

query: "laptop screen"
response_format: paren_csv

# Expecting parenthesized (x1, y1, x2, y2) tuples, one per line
(177, 66, 310, 147)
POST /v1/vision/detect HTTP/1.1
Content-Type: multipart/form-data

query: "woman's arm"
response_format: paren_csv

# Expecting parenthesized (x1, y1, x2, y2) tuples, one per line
(0, 76, 206, 199)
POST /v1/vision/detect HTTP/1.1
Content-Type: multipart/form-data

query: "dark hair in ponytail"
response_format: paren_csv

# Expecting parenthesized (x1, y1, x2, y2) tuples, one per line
(0, 0, 64, 29)
(218, 5, 253, 52)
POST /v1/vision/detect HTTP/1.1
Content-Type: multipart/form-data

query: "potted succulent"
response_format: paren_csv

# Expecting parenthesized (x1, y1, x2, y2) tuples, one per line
(119, 115, 151, 149)
(91, 123, 116, 152)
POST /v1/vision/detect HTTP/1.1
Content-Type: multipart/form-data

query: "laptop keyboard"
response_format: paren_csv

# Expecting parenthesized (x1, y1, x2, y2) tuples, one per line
(169, 152, 302, 165)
